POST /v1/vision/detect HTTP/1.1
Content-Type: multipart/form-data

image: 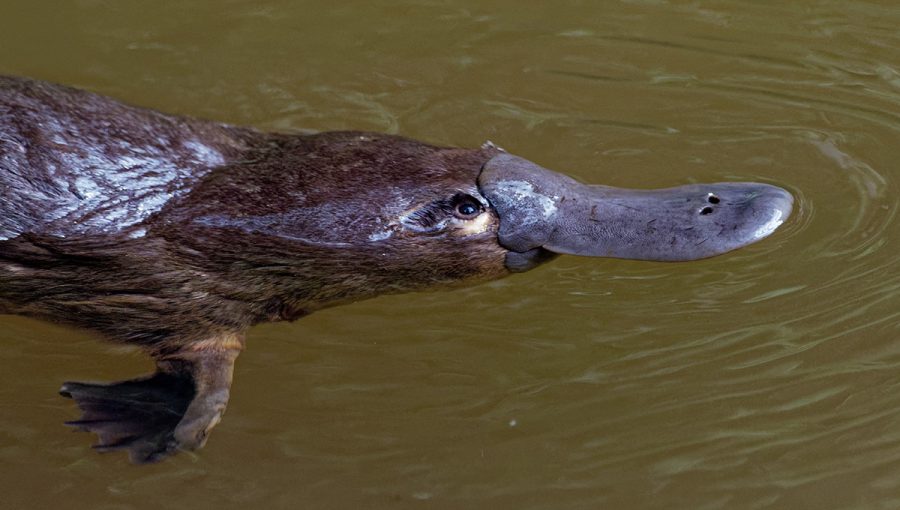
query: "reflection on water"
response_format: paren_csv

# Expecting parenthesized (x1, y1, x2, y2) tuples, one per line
(3, 1, 900, 509)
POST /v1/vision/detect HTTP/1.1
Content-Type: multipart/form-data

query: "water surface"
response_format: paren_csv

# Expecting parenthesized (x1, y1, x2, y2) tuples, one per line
(2, 1, 900, 509)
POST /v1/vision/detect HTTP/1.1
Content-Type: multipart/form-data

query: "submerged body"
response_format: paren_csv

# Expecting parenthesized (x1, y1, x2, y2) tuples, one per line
(0, 76, 792, 462)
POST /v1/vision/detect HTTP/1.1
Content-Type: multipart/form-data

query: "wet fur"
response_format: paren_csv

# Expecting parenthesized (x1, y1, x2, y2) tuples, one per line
(0, 76, 513, 461)
(0, 77, 508, 356)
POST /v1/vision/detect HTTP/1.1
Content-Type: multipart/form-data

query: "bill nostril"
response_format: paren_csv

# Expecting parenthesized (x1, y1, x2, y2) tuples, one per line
(707, 194, 720, 204)
(700, 206, 714, 215)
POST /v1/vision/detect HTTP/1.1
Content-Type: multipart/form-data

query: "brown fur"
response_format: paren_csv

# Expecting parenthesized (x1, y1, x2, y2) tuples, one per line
(0, 77, 509, 356)
(0, 76, 514, 461)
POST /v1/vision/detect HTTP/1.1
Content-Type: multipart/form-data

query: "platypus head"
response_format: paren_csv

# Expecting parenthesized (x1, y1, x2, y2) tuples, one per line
(171, 132, 791, 306)
(356, 136, 792, 278)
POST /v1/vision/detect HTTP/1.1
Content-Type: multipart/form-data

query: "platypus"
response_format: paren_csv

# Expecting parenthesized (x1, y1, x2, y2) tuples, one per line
(0, 76, 793, 463)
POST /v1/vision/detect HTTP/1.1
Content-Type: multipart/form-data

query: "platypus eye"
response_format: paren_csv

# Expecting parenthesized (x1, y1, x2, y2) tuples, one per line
(452, 194, 483, 220)
(400, 193, 487, 234)
(457, 203, 478, 216)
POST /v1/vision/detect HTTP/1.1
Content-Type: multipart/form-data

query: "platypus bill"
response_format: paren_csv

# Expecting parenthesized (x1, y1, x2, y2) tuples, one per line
(0, 76, 793, 463)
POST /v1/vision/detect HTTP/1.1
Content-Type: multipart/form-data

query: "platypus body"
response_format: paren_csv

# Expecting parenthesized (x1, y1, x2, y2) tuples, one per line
(0, 76, 792, 462)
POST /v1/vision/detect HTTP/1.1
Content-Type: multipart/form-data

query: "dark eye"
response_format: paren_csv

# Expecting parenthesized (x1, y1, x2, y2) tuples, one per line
(454, 199, 482, 219)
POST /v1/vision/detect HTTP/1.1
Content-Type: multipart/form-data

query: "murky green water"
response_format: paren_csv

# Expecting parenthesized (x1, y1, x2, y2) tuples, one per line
(3, 1, 900, 508)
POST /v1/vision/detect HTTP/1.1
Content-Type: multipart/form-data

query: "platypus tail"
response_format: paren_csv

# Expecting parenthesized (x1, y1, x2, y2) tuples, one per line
(59, 371, 195, 463)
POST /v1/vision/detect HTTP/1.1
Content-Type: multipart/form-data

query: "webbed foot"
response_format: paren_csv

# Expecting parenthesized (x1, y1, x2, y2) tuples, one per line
(61, 334, 243, 463)
(60, 371, 194, 463)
